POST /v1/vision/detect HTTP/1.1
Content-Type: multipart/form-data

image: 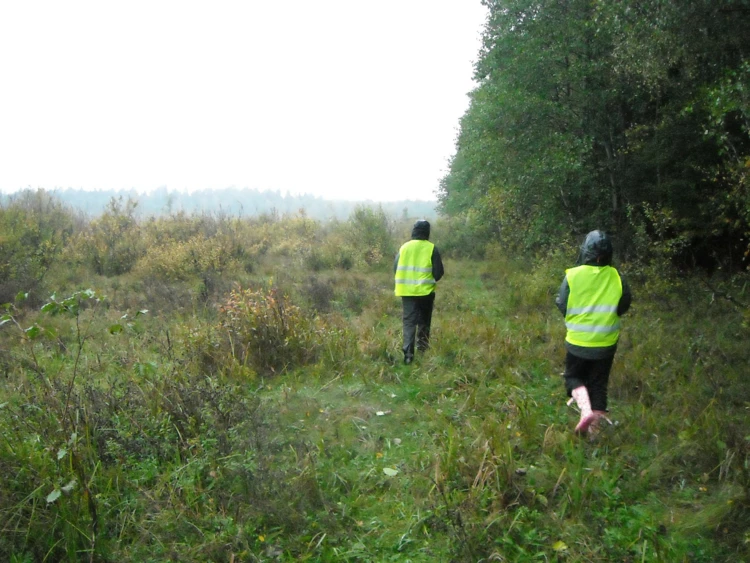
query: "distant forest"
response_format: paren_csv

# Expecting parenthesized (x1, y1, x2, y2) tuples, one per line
(0, 186, 438, 221)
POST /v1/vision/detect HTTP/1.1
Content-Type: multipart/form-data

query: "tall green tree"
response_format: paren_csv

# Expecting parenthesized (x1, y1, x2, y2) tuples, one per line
(440, 0, 750, 269)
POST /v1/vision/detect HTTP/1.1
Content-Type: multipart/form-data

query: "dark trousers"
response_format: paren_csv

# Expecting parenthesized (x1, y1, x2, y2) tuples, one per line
(401, 293, 435, 360)
(563, 351, 614, 412)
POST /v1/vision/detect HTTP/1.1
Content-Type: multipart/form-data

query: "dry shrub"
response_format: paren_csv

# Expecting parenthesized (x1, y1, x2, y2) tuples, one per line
(133, 234, 240, 281)
(304, 236, 357, 271)
(215, 285, 325, 376)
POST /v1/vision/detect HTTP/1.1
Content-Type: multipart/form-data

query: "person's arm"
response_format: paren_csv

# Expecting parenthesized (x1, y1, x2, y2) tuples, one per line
(555, 276, 569, 316)
(618, 275, 632, 316)
(393, 251, 400, 274)
(432, 247, 444, 282)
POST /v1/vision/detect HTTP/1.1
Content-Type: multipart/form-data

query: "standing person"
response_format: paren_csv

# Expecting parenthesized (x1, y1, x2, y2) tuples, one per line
(555, 230, 632, 434)
(394, 220, 444, 365)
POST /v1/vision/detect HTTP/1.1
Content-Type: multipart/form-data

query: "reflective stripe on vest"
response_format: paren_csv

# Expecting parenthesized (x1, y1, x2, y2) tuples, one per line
(395, 240, 435, 297)
(564, 265, 622, 347)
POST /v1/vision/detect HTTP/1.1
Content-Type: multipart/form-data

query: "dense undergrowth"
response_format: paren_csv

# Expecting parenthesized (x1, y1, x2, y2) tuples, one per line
(1, 191, 750, 561)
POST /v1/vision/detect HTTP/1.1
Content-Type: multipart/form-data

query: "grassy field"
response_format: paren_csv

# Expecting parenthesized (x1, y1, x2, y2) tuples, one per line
(1, 211, 749, 561)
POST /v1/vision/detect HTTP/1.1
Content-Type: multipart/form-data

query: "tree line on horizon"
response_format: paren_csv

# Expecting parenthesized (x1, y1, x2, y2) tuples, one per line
(440, 0, 750, 273)
(0, 186, 437, 222)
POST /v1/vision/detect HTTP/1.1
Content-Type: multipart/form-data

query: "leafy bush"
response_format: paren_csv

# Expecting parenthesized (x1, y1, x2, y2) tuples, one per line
(0, 190, 80, 303)
(263, 213, 321, 259)
(435, 211, 494, 258)
(343, 206, 396, 267)
(626, 203, 692, 270)
(303, 230, 357, 271)
(65, 197, 144, 276)
(133, 233, 240, 282)
(214, 285, 325, 376)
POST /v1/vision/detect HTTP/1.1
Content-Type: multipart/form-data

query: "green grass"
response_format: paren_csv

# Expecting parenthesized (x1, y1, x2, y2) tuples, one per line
(1, 252, 749, 562)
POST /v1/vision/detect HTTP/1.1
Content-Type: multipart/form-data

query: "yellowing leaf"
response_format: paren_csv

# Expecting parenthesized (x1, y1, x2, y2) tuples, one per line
(552, 540, 568, 552)
(383, 467, 399, 477)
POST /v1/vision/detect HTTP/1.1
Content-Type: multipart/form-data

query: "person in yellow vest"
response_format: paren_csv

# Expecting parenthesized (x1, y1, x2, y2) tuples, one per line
(394, 220, 444, 365)
(555, 230, 632, 434)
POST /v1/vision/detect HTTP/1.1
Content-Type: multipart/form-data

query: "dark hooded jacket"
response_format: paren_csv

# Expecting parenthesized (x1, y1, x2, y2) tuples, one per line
(555, 230, 631, 359)
(393, 220, 444, 287)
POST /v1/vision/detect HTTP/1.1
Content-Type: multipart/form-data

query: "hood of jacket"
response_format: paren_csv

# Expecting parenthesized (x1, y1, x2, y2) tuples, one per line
(411, 220, 431, 241)
(578, 230, 613, 266)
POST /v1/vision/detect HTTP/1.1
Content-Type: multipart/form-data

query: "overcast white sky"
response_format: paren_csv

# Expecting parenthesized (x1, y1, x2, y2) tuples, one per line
(0, 1, 486, 201)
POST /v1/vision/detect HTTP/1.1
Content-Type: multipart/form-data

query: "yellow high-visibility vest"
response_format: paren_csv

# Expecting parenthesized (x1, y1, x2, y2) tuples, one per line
(395, 240, 436, 297)
(564, 265, 623, 347)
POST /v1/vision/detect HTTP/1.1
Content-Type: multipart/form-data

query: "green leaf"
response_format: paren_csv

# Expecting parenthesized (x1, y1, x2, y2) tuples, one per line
(46, 489, 61, 504)
(108, 324, 124, 335)
(62, 297, 79, 314)
(552, 540, 568, 552)
(25, 325, 41, 339)
(383, 468, 399, 477)
(15, 291, 28, 302)
(57, 448, 67, 460)
(0, 314, 11, 327)
(41, 302, 58, 313)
